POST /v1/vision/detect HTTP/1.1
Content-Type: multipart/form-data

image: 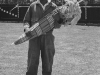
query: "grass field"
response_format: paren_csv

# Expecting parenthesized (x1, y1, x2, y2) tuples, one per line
(1, 23, 100, 75)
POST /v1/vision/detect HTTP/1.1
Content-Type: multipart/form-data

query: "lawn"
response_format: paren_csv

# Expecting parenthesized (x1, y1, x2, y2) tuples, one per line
(0, 23, 100, 75)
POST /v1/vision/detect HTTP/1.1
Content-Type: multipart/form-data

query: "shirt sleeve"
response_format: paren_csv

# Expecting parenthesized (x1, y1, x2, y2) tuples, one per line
(53, 11, 65, 29)
(51, 4, 66, 28)
(23, 5, 32, 27)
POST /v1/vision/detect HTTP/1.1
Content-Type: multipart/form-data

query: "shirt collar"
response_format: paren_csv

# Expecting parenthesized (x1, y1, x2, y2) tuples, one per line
(37, 0, 51, 10)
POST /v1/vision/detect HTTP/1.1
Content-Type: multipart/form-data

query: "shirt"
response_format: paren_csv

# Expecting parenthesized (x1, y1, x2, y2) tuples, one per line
(23, 1, 62, 28)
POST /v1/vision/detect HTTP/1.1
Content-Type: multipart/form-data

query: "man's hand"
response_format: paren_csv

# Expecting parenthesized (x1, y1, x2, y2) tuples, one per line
(24, 25, 30, 33)
(24, 27, 30, 33)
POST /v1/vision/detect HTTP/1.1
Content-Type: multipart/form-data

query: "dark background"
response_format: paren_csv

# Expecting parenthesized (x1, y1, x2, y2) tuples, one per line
(0, 0, 100, 24)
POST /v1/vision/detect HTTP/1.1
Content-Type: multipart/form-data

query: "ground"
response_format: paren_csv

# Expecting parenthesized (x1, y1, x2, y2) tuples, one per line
(0, 23, 100, 75)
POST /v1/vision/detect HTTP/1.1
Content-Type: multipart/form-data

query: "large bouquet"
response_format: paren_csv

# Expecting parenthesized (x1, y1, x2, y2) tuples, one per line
(12, 1, 82, 45)
(59, 0, 82, 25)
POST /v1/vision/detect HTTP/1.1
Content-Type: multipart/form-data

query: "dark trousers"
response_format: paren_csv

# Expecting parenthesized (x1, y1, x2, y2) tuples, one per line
(26, 32, 55, 75)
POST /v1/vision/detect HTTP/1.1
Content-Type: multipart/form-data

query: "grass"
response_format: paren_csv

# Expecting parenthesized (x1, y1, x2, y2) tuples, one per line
(0, 23, 100, 75)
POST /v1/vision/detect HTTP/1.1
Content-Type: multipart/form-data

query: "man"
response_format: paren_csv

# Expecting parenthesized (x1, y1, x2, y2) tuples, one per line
(23, 0, 64, 75)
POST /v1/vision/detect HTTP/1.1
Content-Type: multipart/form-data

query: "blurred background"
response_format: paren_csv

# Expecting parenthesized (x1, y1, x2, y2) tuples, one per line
(0, 0, 100, 6)
(0, 0, 100, 25)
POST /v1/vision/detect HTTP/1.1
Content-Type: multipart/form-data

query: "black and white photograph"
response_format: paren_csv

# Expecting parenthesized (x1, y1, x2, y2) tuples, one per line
(0, 0, 100, 75)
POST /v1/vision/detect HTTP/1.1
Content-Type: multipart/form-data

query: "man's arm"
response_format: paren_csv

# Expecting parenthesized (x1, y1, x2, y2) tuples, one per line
(23, 5, 32, 28)
(51, 2, 66, 28)
(23, 6, 32, 32)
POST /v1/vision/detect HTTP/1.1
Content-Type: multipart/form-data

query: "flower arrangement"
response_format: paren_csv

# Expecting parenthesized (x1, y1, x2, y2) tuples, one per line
(59, 0, 82, 25)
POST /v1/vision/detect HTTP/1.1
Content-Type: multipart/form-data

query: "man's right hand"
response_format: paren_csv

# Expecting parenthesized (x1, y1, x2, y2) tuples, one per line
(24, 27, 30, 33)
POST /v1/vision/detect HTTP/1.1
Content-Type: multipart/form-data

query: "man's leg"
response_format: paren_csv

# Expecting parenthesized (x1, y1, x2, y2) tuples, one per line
(40, 33, 55, 75)
(26, 37, 40, 75)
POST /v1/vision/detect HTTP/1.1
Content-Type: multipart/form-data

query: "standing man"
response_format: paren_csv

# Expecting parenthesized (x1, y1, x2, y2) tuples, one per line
(23, 0, 64, 75)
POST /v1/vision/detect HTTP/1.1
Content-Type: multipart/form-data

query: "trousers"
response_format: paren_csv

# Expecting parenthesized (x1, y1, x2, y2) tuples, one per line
(26, 32, 55, 75)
